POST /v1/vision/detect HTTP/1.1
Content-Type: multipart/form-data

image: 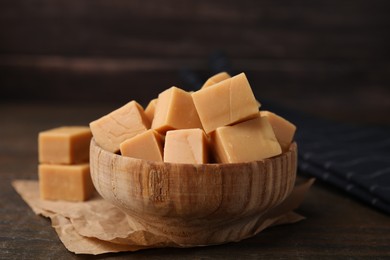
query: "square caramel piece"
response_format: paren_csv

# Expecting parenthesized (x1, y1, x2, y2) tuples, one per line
(201, 72, 231, 88)
(39, 163, 95, 201)
(260, 111, 296, 151)
(90, 101, 150, 153)
(192, 73, 259, 134)
(151, 87, 202, 134)
(38, 126, 92, 164)
(212, 116, 282, 163)
(120, 129, 163, 162)
(164, 128, 209, 164)
(144, 98, 158, 123)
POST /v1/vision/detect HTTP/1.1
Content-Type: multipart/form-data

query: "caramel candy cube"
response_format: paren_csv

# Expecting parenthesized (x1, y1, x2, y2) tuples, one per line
(164, 128, 209, 164)
(192, 73, 259, 134)
(202, 72, 231, 88)
(144, 98, 158, 123)
(151, 87, 202, 134)
(212, 116, 281, 163)
(260, 111, 296, 151)
(38, 126, 92, 164)
(120, 129, 163, 162)
(39, 163, 95, 201)
(90, 101, 150, 153)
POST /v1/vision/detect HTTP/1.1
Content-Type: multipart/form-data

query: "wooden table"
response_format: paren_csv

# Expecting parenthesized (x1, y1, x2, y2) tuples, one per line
(0, 103, 389, 259)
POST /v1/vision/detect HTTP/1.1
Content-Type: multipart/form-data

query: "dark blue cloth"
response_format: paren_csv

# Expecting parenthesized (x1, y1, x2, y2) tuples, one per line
(268, 104, 390, 215)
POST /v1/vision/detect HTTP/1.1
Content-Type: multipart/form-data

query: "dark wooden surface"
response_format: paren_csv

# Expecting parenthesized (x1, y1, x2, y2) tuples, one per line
(1, 0, 390, 125)
(0, 103, 389, 259)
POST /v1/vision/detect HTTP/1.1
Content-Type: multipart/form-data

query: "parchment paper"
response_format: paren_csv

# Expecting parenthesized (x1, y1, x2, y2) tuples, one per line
(12, 179, 314, 255)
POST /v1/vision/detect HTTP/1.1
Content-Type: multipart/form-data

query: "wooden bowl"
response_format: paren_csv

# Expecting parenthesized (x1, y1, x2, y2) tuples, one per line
(90, 138, 297, 246)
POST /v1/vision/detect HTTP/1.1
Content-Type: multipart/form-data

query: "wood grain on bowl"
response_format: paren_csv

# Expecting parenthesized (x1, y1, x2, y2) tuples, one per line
(90, 138, 297, 245)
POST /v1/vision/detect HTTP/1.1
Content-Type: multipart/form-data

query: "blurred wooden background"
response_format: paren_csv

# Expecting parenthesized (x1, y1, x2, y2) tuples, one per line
(1, 0, 389, 124)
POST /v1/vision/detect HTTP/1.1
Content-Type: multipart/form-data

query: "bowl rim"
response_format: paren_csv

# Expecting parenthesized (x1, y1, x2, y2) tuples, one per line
(90, 138, 297, 167)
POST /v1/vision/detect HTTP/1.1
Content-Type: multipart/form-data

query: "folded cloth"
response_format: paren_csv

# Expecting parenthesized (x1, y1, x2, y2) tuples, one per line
(271, 106, 390, 215)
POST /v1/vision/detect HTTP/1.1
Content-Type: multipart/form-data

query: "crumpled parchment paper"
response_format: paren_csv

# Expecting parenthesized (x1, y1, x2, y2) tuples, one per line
(12, 179, 314, 255)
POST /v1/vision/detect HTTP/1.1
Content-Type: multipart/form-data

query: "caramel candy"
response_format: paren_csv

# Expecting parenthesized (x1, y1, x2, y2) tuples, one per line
(202, 72, 231, 88)
(212, 116, 281, 163)
(260, 111, 296, 151)
(39, 163, 94, 201)
(151, 87, 202, 134)
(164, 128, 209, 164)
(145, 98, 158, 123)
(38, 126, 91, 164)
(192, 73, 259, 134)
(90, 101, 150, 153)
(120, 129, 163, 162)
